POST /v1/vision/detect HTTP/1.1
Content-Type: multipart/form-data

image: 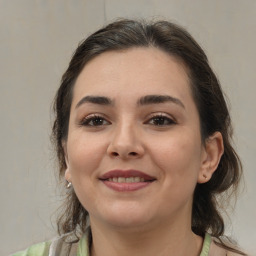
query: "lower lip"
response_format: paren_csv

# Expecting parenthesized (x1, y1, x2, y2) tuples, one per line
(102, 180, 152, 192)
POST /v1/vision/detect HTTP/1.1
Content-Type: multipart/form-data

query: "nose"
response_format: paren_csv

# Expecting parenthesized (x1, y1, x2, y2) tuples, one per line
(107, 123, 145, 159)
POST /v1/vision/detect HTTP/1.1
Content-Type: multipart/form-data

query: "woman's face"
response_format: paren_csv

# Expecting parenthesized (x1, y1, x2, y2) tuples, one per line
(64, 47, 210, 230)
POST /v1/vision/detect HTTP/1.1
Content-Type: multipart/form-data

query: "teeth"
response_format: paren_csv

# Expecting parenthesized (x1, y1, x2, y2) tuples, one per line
(134, 177, 140, 182)
(118, 177, 125, 183)
(107, 177, 146, 183)
(126, 177, 133, 183)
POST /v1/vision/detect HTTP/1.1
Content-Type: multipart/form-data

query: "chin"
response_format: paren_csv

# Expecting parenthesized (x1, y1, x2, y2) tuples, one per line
(93, 205, 153, 230)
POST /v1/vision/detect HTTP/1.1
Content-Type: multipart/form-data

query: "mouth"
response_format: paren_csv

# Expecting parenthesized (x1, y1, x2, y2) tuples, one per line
(99, 169, 156, 192)
(104, 177, 147, 183)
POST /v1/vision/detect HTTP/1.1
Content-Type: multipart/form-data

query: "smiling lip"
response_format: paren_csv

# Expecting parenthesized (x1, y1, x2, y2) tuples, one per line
(99, 169, 156, 192)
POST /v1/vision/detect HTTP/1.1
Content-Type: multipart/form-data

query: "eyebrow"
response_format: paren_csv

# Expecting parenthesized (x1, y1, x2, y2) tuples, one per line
(75, 96, 113, 109)
(138, 95, 185, 109)
(75, 94, 185, 109)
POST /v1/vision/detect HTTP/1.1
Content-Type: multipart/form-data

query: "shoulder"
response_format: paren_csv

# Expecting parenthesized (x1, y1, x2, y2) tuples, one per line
(10, 241, 51, 256)
(227, 252, 244, 256)
(209, 237, 246, 256)
(10, 232, 82, 256)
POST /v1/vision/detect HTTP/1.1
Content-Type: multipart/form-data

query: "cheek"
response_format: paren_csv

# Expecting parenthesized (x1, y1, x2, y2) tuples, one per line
(67, 133, 107, 177)
(149, 130, 202, 181)
(66, 134, 107, 211)
(152, 133, 202, 209)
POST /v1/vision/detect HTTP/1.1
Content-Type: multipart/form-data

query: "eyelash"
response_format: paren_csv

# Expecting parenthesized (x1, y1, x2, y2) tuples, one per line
(79, 114, 111, 127)
(79, 113, 176, 127)
(145, 114, 176, 126)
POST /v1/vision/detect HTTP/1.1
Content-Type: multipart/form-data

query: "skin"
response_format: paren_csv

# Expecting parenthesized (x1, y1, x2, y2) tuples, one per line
(64, 47, 224, 256)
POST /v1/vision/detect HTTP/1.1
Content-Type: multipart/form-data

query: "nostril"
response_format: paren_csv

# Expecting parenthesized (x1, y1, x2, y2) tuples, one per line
(129, 152, 137, 156)
(112, 152, 119, 156)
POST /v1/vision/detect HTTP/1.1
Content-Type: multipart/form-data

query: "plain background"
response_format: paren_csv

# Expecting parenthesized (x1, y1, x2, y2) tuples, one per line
(1, 1, 255, 255)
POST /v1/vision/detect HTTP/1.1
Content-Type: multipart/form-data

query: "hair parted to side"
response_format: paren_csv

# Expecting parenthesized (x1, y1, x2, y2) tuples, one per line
(52, 19, 245, 254)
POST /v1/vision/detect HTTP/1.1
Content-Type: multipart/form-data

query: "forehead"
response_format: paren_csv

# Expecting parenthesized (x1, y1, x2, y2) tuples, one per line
(72, 47, 192, 105)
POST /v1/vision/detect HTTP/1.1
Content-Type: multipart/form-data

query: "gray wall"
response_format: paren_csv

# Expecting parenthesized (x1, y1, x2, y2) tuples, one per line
(1, 1, 255, 255)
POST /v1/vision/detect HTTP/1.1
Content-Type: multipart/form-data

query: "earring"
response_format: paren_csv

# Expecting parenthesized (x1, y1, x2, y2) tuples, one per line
(67, 182, 72, 188)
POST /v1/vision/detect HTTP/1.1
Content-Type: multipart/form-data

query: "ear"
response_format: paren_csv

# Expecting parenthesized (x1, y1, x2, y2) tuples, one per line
(62, 140, 72, 182)
(198, 132, 224, 184)
(65, 167, 72, 183)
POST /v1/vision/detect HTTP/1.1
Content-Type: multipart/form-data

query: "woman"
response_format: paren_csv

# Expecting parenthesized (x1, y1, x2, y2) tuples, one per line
(13, 19, 247, 255)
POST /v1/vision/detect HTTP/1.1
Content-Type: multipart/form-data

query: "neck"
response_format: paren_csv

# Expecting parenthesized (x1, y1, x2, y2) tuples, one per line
(89, 216, 203, 256)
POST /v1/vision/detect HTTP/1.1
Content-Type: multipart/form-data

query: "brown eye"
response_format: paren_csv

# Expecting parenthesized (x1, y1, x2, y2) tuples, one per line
(147, 115, 175, 126)
(81, 115, 110, 127)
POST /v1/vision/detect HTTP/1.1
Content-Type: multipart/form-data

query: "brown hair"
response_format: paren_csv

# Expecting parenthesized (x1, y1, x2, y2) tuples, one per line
(52, 19, 245, 254)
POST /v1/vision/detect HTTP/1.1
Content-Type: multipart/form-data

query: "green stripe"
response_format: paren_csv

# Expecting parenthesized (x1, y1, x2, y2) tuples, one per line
(200, 233, 211, 256)
(11, 241, 51, 256)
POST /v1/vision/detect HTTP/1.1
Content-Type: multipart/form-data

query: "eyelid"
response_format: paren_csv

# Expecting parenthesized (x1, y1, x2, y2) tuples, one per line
(144, 112, 177, 125)
(79, 113, 111, 126)
(146, 112, 176, 120)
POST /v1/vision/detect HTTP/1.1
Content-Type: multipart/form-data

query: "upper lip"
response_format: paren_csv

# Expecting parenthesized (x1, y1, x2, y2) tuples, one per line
(99, 169, 156, 181)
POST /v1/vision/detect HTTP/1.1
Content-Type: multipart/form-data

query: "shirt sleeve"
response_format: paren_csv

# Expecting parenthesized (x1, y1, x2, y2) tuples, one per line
(10, 241, 51, 256)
